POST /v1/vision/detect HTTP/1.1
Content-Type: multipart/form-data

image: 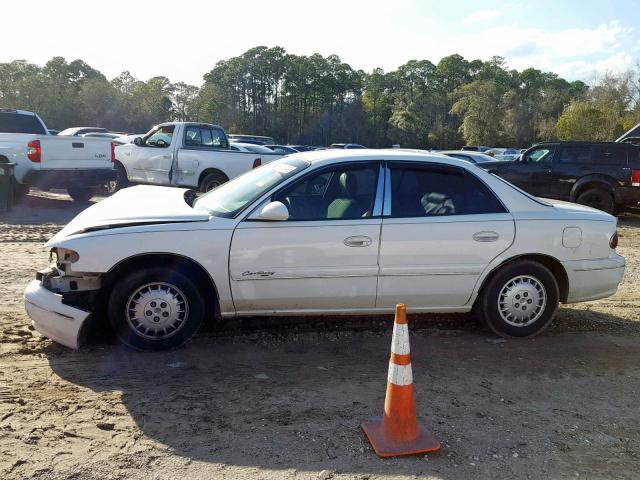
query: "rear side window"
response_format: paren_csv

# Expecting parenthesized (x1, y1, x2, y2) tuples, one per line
(0, 113, 46, 134)
(558, 146, 591, 164)
(389, 165, 506, 217)
(592, 144, 627, 165)
(185, 126, 227, 148)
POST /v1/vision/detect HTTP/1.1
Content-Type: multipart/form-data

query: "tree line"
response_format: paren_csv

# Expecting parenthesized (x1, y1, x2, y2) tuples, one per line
(1, 47, 639, 147)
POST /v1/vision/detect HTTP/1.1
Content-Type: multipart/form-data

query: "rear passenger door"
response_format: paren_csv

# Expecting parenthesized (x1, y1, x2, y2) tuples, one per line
(377, 163, 515, 309)
(553, 144, 629, 200)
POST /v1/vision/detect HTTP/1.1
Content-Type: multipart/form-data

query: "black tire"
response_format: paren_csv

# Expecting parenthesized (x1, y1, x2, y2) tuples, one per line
(106, 161, 129, 194)
(576, 188, 614, 214)
(12, 181, 29, 202)
(199, 171, 228, 193)
(476, 260, 559, 338)
(67, 186, 96, 202)
(107, 267, 205, 351)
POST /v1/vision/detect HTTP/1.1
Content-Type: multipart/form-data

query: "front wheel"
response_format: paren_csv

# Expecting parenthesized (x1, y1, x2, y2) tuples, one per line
(107, 267, 205, 351)
(476, 260, 559, 338)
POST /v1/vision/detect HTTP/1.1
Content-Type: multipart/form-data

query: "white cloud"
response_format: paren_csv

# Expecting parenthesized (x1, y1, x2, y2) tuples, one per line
(462, 10, 503, 25)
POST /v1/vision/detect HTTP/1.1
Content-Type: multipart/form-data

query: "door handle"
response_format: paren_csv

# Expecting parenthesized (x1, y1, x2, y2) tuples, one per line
(344, 236, 372, 247)
(473, 231, 499, 242)
(161, 155, 171, 159)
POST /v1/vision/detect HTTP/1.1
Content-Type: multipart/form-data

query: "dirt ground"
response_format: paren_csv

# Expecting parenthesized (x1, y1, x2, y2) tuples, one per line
(1, 191, 639, 480)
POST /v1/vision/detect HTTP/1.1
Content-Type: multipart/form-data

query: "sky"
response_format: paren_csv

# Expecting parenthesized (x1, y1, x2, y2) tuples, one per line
(2, 0, 639, 85)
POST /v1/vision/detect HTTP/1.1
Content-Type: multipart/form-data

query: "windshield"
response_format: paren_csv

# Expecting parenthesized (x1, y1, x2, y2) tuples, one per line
(194, 157, 310, 217)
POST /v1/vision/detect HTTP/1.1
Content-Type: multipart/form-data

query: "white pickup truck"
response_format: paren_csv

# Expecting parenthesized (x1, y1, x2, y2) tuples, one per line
(0, 109, 116, 201)
(113, 122, 283, 192)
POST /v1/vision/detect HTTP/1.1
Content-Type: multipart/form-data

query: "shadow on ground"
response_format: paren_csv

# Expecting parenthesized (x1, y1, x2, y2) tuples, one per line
(44, 311, 640, 479)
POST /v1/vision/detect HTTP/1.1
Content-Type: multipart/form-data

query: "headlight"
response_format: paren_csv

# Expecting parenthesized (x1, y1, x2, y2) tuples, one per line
(50, 247, 80, 265)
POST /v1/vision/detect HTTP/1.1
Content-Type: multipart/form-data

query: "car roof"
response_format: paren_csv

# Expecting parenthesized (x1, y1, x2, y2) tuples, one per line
(285, 148, 474, 168)
(533, 141, 630, 147)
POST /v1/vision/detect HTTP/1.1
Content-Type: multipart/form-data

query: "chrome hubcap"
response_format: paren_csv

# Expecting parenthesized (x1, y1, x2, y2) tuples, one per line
(498, 275, 546, 327)
(126, 282, 189, 340)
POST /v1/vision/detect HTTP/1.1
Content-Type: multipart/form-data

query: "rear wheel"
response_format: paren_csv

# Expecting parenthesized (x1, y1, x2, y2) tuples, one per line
(476, 260, 559, 338)
(107, 267, 205, 351)
(199, 171, 228, 192)
(67, 186, 96, 202)
(12, 181, 29, 202)
(576, 188, 614, 214)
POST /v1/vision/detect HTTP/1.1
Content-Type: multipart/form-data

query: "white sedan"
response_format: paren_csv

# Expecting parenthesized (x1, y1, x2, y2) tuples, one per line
(24, 150, 625, 350)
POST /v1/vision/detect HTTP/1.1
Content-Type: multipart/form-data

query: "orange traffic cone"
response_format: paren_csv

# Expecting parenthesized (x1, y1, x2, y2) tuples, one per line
(361, 304, 441, 457)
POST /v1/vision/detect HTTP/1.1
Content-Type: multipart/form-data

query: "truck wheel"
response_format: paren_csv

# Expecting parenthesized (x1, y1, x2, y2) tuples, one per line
(475, 260, 559, 338)
(67, 186, 96, 202)
(106, 162, 129, 194)
(12, 181, 29, 202)
(576, 188, 614, 214)
(199, 171, 228, 192)
(108, 267, 205, 351)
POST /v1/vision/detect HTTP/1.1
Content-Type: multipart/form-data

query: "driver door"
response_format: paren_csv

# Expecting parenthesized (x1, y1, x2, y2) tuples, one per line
(229, 162, 383, 314)
(131, 125, 176, 184)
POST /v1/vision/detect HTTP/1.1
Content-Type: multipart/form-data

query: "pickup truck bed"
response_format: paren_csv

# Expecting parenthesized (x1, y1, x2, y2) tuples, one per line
(0, 109, 115, 201)
(115, 122, 283, 192)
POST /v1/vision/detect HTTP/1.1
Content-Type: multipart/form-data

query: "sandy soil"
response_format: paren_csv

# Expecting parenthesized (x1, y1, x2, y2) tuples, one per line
(1, 191, 639, 480)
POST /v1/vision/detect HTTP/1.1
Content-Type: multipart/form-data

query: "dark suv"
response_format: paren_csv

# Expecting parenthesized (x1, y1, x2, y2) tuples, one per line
(480, 141, 640, 214)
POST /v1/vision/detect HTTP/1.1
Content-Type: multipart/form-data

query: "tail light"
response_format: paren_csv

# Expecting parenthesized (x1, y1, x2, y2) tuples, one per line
(110, 142, 116, 163)
(610, 231, 618, 249)
(252, 158, 261, 169)
(27, 140, 41, 162)
(631, 170, 640, 187)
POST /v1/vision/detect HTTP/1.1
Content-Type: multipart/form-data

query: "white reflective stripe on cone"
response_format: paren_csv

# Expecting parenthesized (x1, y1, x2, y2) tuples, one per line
(391, 323, 410, 355)
(388, 362, 413, 386)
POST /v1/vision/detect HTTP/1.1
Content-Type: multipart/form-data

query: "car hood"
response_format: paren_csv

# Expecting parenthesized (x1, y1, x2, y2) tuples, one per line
(48, 185, 210, 243)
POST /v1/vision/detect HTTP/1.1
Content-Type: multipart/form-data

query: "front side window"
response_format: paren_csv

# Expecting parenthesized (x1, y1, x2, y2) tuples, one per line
(524, 147, 554, 164)
(144, 125, 175, 148)
(274, 164, 379, 220)
(389, 165, 505, 217)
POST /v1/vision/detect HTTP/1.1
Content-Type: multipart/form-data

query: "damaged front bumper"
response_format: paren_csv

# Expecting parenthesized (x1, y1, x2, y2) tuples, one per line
(23, 261, 101, 349)
(24, 279, 91, 349)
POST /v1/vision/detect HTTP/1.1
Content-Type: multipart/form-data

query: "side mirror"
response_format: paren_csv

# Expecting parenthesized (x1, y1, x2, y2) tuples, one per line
(133, 137, 144, 146)
(255, 201, 289, 221)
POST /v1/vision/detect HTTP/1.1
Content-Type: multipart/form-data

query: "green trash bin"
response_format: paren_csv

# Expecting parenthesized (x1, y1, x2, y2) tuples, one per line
(0, 162, 16, 212)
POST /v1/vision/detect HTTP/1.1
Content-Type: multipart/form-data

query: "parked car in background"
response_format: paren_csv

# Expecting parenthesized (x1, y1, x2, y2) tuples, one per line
(113, 122, 282, 193)
(58, 127, 109, 136)
(329, 143, 366, 149)
(486, 148, 520, 161)
(480, 141, 640, 214)
(288, 145, 316, 152)
(438, 150, 496, 164)
(228, 142, 278, 154)
(461, 145, 492, 152)
(80, 132, 124, 140)
(264, 145, 300, 154)
(112, 134, 144, 145)
(227, 134, 275, 145)
(25, 149, 624, 351)
(0, 108, 115, 201)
